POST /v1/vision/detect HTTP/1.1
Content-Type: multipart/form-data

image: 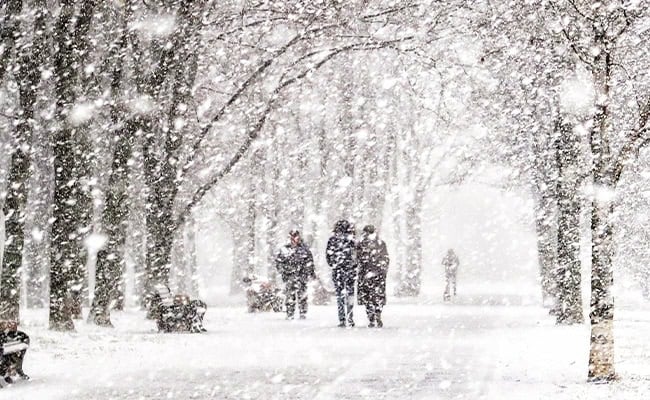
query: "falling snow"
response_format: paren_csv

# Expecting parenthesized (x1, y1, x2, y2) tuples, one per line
(1, 1, 650, 399)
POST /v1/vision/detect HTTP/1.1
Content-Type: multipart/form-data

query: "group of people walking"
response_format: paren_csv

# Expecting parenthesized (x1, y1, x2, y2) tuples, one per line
(274, 219, 460, 327)
(274, 219, 389, 328)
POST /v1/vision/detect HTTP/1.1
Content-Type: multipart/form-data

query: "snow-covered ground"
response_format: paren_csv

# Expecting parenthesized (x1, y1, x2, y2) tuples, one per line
(6, 293, 650, 400)
(2, 184, 648, 399)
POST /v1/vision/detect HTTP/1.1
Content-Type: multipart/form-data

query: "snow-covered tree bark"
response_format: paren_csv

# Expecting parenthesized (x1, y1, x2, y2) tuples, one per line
(245, 171, 257, 278)
(530, 125, 560, 308)
(554, 119, 583, 324)
(401, 189, 425, 296)
(545, 0, 650, 381)
(143, 0, 204, 298)
(266, 133, 281, 282)
(50, 0, 99, 331)
(0, 0, 21, 84)
(587, 26, 616, 380)
(186, 215, 199, 297)
(0, 0, 47, 321)
(25, 152, 52, 309)
(89, 118, 140, 326)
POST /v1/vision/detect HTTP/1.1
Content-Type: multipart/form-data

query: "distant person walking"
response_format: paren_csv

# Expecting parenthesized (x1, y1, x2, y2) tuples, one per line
(356, 225, 389, 328)
(442, 249, 459, 301)
(326, 220, 357, 327)
(275, 230, 316, 319)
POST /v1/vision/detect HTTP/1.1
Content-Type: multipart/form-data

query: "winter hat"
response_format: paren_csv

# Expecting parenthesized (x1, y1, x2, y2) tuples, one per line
(334, 220, 350, 234)
(362, 225, 376, 235)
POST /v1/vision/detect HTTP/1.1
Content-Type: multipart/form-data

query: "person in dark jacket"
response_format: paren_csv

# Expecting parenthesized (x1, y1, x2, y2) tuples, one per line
(357, 225, 389, 328)
(0, 322, 29, 385)
(326, 220, 357, 327)
(442, 248, 459, 301)
(275, 230, 316, 319)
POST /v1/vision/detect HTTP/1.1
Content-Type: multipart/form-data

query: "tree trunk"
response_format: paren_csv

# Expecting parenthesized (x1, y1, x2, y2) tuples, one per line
(0, 0, 48, 322)
(293, 149, 307, 233)
(143, 125, 169, 288)
(143, 0, 202, 299)
(266, 134, 281, 282)
(0, 212, 4, 276)
(129, 219, 147, 308)
(246, 191, 257, 279)
(89, 118, 139, 326)
(391, 140, 406, 296)
(340, 57, 356, 219)
(231, 225, 246, 294)
(534, 196, 558, 307)
(248, 150, 264, 278)
(530, 123, 560, 307)
(395, 133, 419, 297)
(0, 0, 22, 83)
(50, 0, 99, 331)
(588, 198, 616, 381)
(25, 122, 52, 309)
(172, 233, 186, 294)
(555, 120, 583, 324)
(108, 1, 135, 313)
(187, 215, 199, 297)
(69, 128, 94, 319)
(587, 32, 616, 382)
(0, 146, 30, 322)
(311, 127, 329, 277)
(399, 193, 424, 297)
(50, 119, 79, 331)
(364, 132, 388, 228)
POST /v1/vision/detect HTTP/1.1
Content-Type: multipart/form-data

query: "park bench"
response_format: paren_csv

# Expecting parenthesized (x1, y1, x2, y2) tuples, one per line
(150, 284, 207, 333)
(242, 275, 284, 313)
(0, 321, 29, 387)
(311, 277, 334, 306)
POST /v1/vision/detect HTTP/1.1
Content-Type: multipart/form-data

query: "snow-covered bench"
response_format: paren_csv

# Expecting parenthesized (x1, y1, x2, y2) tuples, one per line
(0, 321, 29, 387)
(150, 284, 207, 333)
(242, 276, 284, 313)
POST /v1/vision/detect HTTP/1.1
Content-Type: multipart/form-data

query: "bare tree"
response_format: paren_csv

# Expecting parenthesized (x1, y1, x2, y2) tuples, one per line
(548, 1, 650, 381)
(0, 0, 48, 322)
(50, 0, 100, 331)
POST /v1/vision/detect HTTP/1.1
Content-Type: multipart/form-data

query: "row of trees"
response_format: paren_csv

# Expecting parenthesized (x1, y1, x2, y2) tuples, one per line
(469, 0, 650, 381)
(2, 0, 650, 383)
(0, 0, 429, 328)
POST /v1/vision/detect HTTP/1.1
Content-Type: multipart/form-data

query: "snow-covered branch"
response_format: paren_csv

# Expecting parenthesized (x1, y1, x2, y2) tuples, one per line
(175, 35, 414, 231)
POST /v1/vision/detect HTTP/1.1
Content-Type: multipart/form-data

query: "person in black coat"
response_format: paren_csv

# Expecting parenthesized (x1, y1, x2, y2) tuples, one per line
(0, 322, 29, 385)
(275, 230, 316, 319)
(357, 225, 389, 328)
(326, 220, 357, 327)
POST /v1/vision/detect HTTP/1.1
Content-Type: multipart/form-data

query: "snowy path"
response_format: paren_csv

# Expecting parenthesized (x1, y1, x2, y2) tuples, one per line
(6, 299, 650, 400)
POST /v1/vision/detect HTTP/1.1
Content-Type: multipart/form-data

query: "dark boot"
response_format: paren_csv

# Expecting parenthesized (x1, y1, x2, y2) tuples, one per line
(15, 350, 29, 379)
(376, 312, 383, 328)
(286, 300, 295, 320)
(346, 304, 354, 327)
(366, 306, 376, 328)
